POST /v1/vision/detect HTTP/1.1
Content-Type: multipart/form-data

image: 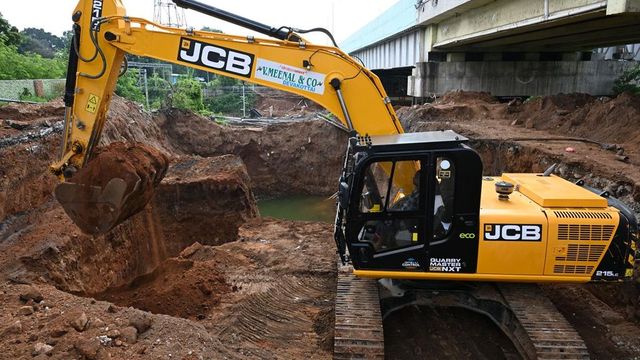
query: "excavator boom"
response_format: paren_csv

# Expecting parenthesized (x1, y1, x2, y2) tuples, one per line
(53, 0, 407, 234)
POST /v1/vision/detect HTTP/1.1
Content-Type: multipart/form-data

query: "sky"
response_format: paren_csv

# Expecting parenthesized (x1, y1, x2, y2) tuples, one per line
(0, 0, 398, 45)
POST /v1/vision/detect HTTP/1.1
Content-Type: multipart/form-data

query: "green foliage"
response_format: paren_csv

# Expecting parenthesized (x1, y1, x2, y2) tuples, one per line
(19, 28, 66, 58)
(172, 76, 207, 114)
(523, 95, 541, 104)
(204, 76, 256, 116)
(115, 69, 145, 104)
(205, 92, 255, 116)
(147, 74, 172, 110)
(0, 14, 66, 80)
(613, 64, 640, 95)
(18, 88, 49, 103)
(0, 42, 66, 79)
(0, 12, 21, 46)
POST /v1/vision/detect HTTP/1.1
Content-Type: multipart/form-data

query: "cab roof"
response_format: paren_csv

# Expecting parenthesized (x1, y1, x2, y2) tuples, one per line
(355, 130, 468, 151)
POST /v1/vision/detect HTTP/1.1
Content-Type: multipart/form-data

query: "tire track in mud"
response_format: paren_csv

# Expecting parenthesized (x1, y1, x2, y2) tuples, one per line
(215, 273, 334, 358)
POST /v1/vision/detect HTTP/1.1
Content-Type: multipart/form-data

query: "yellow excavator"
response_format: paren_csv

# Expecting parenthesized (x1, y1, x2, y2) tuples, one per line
(52, 0, 637, 358)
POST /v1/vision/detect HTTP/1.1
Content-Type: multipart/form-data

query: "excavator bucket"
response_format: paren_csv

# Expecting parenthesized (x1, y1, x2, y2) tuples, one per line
(55, 142, 169, 235)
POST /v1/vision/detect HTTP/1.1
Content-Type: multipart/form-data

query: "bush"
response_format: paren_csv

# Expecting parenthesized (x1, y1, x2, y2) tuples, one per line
(115, 69, 145, 104)
(0, 42, 66, 80)
(147, 74, 171, 109)
(172, 76, 207, 114)
(613, 64, 640, 95)
(204, 76, 256, 116)
(205, 91, 255, 116)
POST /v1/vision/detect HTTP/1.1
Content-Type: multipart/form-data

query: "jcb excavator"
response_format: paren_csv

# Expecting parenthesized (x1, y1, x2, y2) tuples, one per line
(53, 0, 638, 359)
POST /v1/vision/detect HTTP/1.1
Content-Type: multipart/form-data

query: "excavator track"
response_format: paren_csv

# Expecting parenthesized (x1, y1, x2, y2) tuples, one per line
(499, 284, 590, 360)
(333, 264, 384, 359)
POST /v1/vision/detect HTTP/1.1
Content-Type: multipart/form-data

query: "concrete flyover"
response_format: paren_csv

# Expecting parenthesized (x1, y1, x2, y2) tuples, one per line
(343, 0, 640, 97)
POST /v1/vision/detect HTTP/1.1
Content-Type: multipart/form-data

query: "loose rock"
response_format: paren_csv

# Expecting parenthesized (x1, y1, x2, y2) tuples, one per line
(129, 313, 152, 334)
(119, 326, 138, 344)
(74, 338, 101, 360)
(92, 318, 106, 329)
(70, 312, 89, 332)
(106, 329, 120, 339)
(19, 286, 43, 303)
(1, 320, 22, 336)
(49, 327, 67, 338)
(18, 305, 34, 316)
(32, 342, 53, 356)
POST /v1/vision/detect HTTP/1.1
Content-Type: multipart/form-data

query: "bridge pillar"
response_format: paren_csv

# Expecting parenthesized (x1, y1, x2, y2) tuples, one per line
(407, 56, 638, 98)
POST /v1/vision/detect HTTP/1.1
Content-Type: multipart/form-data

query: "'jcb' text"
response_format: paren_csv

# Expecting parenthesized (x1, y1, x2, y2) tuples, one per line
(484, 224, 542, 241)
(178, 38, 254, 78)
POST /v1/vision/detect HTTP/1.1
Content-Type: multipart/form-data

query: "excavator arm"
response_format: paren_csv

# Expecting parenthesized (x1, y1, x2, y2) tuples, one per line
(52, 0, 411, 234)
(52, 0, 404, 176)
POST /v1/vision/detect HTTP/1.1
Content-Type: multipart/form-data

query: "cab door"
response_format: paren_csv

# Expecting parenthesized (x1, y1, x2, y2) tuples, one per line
(347, 157, 430, 271)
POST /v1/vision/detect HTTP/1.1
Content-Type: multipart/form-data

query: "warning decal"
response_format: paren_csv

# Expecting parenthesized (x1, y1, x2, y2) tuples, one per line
(86, 94, 99, 114)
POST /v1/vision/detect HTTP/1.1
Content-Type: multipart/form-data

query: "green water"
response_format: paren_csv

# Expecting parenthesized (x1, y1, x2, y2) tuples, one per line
(258, 195, 336, 223)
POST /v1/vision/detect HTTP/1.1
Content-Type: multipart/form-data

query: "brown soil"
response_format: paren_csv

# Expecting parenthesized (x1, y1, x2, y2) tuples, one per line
(385, 307, 521, 360)
(254, 90, 323, 118)
(97, 257, 231, 320)
(155, 108, 348, 197)
(399, 91, 640, 208)
(2, 91, 640, 359)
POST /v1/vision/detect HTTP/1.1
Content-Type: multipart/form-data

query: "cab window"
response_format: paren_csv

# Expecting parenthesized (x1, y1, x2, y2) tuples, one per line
(360, 160, 420, 213)
(358, 160, 422, 253)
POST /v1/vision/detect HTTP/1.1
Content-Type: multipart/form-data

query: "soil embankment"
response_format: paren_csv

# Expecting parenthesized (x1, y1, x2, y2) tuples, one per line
(0, 96, 339, 359)
(1, 91, 640, 359)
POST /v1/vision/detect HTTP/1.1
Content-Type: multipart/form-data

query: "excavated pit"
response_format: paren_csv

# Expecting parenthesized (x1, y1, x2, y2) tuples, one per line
(1, 93, 640, 359)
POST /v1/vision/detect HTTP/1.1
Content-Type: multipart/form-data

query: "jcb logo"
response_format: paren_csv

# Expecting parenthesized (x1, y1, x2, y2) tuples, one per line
(459, 233, 476, 239)
(484, 224, 542, 241)
(178, 38, 254, 78)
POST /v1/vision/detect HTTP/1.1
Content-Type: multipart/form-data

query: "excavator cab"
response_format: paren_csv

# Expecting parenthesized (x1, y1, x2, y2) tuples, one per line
(335, 130, 638, 282)
(335, 130, 483, 271)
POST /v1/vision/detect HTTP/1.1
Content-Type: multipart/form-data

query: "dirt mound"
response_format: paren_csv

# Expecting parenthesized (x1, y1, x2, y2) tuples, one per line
(513, 92, 640, 153)
(0, 99, 64, 121)
(439, 90, 499, 105)
(0, 284, 240, 360)
(397, 91, 505, 131)
(254, 92, 323, 117)
(56, 142, 169, 235)
(100, 98, 173, 153)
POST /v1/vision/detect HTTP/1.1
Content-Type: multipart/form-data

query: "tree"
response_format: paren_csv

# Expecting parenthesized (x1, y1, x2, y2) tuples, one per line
(172, 76, 207, 113)
(204, 76, 256, 116)
(613, 64, 640, 95)
(0, 43, 66, 80)
(147, 74, 172, 109)
(0, 12, 22, 46)
(19, 28, 65, 58)
(115, 69, 145, 104)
